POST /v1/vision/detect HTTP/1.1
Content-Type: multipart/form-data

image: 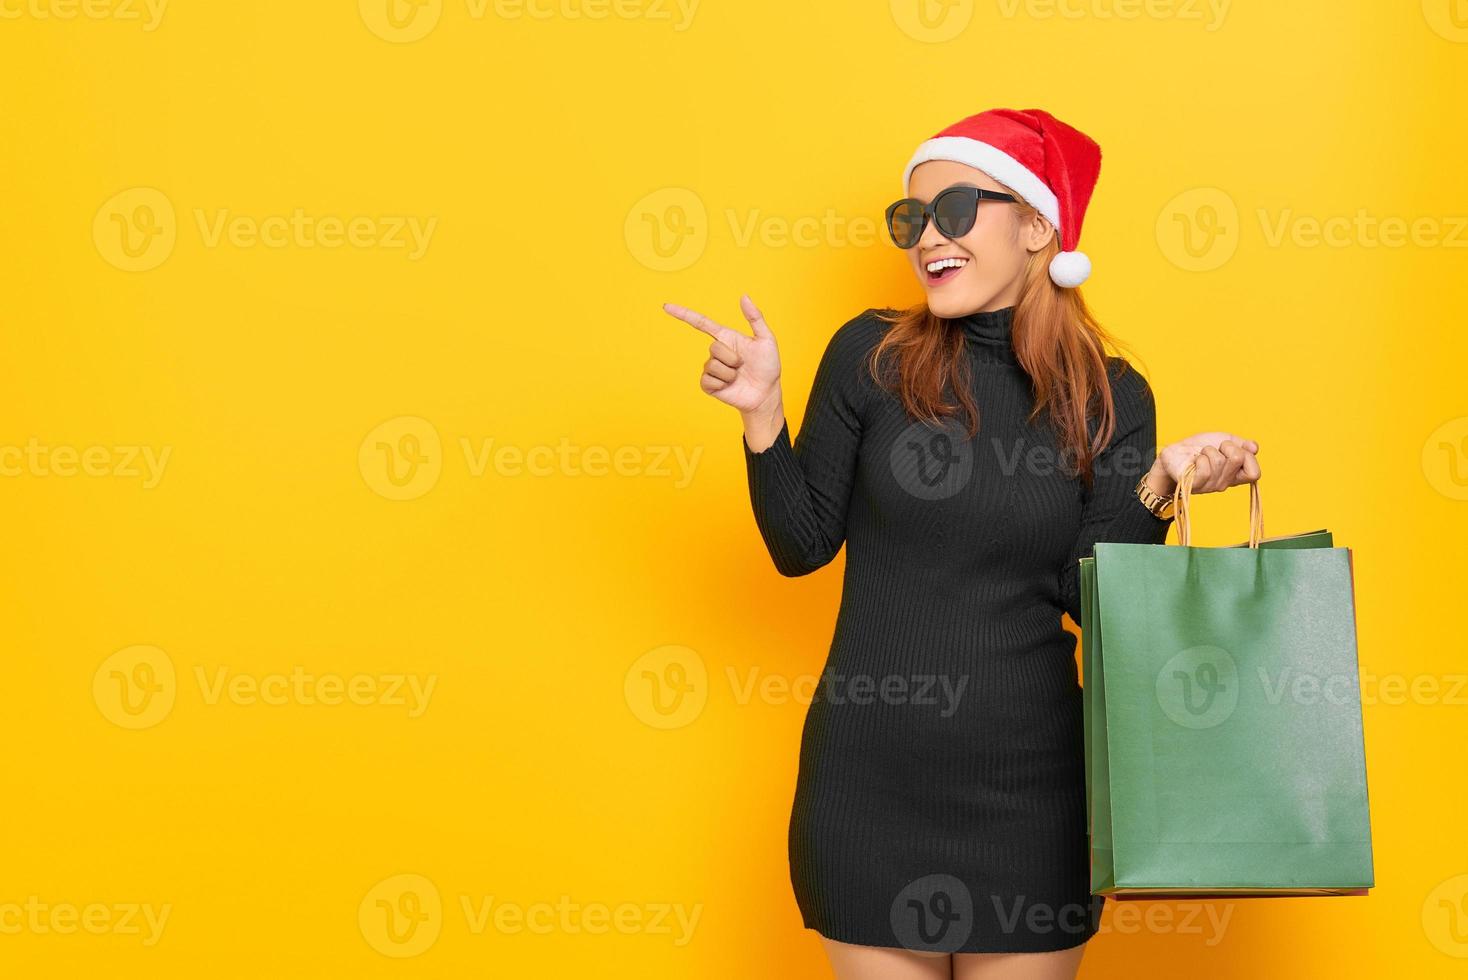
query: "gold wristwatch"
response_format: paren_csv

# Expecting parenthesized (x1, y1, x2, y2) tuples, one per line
(1134, 474, 1176, 520)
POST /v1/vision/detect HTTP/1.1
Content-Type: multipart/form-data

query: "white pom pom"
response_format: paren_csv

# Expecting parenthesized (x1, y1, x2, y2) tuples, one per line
(1048, 250, 1091, 288)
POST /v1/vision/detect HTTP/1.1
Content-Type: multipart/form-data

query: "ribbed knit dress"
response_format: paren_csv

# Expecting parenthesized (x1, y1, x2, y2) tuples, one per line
(742, 305, 1173, 954)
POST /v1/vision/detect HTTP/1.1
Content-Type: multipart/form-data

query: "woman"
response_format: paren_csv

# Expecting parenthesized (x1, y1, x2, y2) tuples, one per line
(662, 108, 1260, 979)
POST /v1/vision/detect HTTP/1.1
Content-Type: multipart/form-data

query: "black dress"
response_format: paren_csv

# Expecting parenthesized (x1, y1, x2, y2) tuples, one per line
(742, 305, 1173, 954)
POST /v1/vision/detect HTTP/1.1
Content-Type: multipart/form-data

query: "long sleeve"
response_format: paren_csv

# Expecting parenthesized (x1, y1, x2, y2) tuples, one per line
(1058, 358, 1173, 622)
(742, 313, 876, 577)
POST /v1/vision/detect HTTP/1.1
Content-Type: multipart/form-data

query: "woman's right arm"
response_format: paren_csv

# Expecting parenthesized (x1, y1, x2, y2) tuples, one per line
(662, 297, 873, 577)
(740, 316, 873, 576)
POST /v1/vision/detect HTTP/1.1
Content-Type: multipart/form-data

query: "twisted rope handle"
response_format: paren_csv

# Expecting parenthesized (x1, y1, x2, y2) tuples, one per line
(1174, 456, 1263, 548)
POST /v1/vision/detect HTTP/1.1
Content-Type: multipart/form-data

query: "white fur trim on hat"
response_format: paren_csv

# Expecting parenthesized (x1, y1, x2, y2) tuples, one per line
(1048, 250, 1091, 288)
(902, 136, 1062, 234)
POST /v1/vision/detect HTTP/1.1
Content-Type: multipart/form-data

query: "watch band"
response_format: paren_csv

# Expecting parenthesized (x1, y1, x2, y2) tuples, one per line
(1135, 475, 1176, 520)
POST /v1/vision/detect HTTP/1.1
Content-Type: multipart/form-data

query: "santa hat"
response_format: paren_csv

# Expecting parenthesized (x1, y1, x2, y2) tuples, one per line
(901, 108, 1101, 288)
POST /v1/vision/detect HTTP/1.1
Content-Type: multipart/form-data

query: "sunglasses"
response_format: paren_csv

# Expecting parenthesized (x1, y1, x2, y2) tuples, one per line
(885, 185, 1018, 249)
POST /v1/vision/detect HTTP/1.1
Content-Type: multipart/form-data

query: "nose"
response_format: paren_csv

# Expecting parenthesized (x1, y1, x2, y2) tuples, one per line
(916, 208, 952, 252)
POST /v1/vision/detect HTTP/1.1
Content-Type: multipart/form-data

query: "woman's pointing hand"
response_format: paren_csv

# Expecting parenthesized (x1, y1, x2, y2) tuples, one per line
(662, 295, 783, 415)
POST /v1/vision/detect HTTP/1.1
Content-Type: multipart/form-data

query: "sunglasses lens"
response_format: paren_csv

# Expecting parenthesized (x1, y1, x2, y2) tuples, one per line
(934, 188, 976, 239)
(888, 201, 925, 248)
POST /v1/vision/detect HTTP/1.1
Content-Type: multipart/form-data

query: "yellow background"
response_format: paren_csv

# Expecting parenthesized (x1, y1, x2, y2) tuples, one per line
(2, 0, 1466, 975)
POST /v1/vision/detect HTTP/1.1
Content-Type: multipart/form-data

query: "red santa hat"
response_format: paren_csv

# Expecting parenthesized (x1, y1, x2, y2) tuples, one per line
(901, 108, 1101, 288)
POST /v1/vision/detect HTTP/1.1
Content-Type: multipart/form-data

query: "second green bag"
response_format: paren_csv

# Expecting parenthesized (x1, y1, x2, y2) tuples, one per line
(1080, 468, 1374, 898)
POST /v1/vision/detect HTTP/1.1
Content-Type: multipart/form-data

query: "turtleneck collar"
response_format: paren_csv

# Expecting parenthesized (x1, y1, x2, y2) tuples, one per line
(952, 305, 1018, 362)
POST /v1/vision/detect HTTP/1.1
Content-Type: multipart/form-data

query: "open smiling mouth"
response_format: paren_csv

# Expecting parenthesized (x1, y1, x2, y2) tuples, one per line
(925, 256, 969, 286)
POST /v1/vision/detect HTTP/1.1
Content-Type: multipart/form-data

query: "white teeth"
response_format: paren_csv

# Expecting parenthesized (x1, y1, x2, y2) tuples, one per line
(925, 257, 969, 274)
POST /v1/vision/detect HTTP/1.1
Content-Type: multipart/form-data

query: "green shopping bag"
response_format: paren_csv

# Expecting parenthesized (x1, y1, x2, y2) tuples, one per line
(1080, 463, 1374, 898)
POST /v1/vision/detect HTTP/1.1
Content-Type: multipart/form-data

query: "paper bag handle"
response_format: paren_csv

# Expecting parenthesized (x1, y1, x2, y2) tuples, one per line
(1174, 456, 1263, 548)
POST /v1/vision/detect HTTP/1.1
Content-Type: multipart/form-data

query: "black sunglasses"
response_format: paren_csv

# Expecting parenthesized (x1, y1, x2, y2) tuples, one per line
(885, 185, 1018, 249)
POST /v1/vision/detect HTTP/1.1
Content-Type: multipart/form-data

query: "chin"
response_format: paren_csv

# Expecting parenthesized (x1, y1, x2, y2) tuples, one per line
(923, 283, 996, 319)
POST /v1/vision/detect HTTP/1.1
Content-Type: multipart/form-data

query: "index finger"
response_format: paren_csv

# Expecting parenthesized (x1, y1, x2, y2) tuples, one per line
(662, 302, 740, 344)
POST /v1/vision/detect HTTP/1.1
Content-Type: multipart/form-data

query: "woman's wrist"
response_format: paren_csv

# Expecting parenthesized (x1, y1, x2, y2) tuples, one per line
(1143, 458, 1176, 498)
(741, 391, 786, 453)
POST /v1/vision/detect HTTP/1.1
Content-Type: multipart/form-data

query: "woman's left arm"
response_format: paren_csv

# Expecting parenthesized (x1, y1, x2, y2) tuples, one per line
(1056, 360, 1261, 624)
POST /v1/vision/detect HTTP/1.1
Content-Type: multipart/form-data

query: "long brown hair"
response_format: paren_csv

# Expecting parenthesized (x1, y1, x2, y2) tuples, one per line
(868, 192, 1145, 489)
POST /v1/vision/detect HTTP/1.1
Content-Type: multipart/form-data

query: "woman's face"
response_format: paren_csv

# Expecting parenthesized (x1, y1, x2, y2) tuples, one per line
(903, 160, 1053, 318)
